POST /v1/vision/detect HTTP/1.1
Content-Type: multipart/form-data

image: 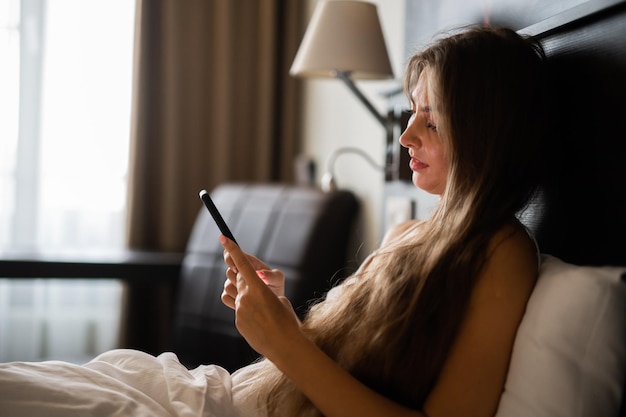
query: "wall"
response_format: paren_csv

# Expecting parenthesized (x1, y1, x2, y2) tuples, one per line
(300, 0, 408, 258)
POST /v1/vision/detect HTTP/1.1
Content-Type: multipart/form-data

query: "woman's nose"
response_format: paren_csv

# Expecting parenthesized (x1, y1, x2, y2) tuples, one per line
(399, 121, 420, 149)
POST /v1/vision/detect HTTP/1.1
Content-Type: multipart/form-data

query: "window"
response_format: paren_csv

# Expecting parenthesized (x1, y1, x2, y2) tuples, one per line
(0, 0, 135, 362)
(0, 0, 20, 243)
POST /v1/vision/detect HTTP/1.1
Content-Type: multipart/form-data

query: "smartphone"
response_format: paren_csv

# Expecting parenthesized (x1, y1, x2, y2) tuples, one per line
(199, 189, 238, 245)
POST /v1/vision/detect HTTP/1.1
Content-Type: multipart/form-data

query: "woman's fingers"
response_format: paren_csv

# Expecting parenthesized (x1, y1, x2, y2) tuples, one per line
(219, 235, 264, 289)
(219, 235, 303, 357)
(226, 266, 237, 284)
(223, 246, 270, 274)
(220, 236, 282, 295)
(224, 266, 284, 306)
(221, 278, 237, 310)
(256, 269, 286, 298)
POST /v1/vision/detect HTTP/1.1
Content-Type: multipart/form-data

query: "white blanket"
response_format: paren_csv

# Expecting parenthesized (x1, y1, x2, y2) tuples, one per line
(0, 349, 259, 417)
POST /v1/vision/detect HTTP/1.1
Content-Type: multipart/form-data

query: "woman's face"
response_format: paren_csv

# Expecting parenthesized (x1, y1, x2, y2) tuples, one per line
(399, 71, 448, 195)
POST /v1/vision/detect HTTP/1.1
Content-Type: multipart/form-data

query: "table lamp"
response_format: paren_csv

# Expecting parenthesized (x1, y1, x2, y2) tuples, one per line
(290, 0, 402, 190)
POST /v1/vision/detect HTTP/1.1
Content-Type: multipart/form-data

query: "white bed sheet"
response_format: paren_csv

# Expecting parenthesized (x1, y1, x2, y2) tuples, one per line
(0, 349, 258, 417)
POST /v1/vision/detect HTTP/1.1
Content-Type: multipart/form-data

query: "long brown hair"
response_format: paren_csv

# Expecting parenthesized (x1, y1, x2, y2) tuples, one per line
(243, 26, 550, 416)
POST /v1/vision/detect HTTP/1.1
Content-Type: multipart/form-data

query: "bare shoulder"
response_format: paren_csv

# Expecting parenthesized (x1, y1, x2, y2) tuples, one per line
(479, 221, 539, 300)
(423, 221, 538, 417)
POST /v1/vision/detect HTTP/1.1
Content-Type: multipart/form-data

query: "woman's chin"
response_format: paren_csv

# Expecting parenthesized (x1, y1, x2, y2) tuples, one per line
(414, 175, 444, 196)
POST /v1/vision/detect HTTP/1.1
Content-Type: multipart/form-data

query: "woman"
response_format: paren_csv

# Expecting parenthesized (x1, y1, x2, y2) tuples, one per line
(222, 25, 550, 417)
(0, 26, 550, 417)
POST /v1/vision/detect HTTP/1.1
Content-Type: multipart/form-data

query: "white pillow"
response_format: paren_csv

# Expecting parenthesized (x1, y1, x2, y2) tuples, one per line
(496, 255, 626, 417)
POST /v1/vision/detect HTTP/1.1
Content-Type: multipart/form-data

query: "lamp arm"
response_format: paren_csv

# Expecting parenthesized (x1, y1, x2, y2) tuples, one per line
(321, 146, 388, 192)
(333, 70, 391, 129)
(329, 71, 406, 183)
(326, 146, 386, 176)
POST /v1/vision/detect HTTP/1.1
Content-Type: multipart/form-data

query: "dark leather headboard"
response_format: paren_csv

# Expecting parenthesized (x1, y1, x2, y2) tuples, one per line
(173, 183, 360, 370)
(517, 2, 626, 267)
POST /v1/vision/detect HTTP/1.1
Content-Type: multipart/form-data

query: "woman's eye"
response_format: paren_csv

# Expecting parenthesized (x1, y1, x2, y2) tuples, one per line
(426, 121, 437, 132)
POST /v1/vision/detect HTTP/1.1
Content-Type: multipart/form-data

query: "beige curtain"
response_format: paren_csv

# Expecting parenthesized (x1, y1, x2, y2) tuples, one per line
(121, 0, 304, 353)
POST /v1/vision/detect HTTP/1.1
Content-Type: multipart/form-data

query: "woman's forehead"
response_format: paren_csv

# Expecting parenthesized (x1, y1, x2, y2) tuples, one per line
(411, 71, 431, 108)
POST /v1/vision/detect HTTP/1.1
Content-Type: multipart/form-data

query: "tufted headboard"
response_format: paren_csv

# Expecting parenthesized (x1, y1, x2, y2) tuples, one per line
(517, 2, 626, 267)
(402, 0, 626, 268)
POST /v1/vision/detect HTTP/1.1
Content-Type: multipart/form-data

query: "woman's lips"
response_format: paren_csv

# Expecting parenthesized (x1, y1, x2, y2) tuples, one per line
(409, 157, 429, 171)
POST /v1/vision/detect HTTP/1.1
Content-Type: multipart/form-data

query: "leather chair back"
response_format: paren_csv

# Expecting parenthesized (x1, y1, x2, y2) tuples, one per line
(173, 183, 360, 371)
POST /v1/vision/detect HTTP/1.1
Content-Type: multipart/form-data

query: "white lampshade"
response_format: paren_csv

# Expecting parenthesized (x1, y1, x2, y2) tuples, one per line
(290, 0, 394, 80)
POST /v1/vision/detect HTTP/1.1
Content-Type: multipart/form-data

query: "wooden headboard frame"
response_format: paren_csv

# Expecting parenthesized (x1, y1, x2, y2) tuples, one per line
(516, 1, 626, 267)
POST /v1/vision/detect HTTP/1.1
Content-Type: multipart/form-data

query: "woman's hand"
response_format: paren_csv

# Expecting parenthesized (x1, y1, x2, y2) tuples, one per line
(221, 244, 285, 310)
(220, 236, 424, 417)
(220, 235, 302, 360)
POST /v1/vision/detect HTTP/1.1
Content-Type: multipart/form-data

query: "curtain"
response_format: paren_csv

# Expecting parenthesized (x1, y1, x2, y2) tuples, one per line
(121, 0, 304, 353)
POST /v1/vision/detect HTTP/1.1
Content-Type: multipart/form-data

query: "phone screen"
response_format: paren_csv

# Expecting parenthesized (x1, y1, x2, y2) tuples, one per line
(199, 189, 238, 245)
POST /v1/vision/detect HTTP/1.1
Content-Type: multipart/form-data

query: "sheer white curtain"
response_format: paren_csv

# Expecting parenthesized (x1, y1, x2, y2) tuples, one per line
(0, 0, 135, 362)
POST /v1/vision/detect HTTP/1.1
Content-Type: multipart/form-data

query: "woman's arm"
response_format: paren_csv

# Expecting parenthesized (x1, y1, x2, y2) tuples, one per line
(220, 235, 425, 417)
(220, 221, 537, 417)
(272, 330, 428, 417)
(422, 223, 538, 417)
